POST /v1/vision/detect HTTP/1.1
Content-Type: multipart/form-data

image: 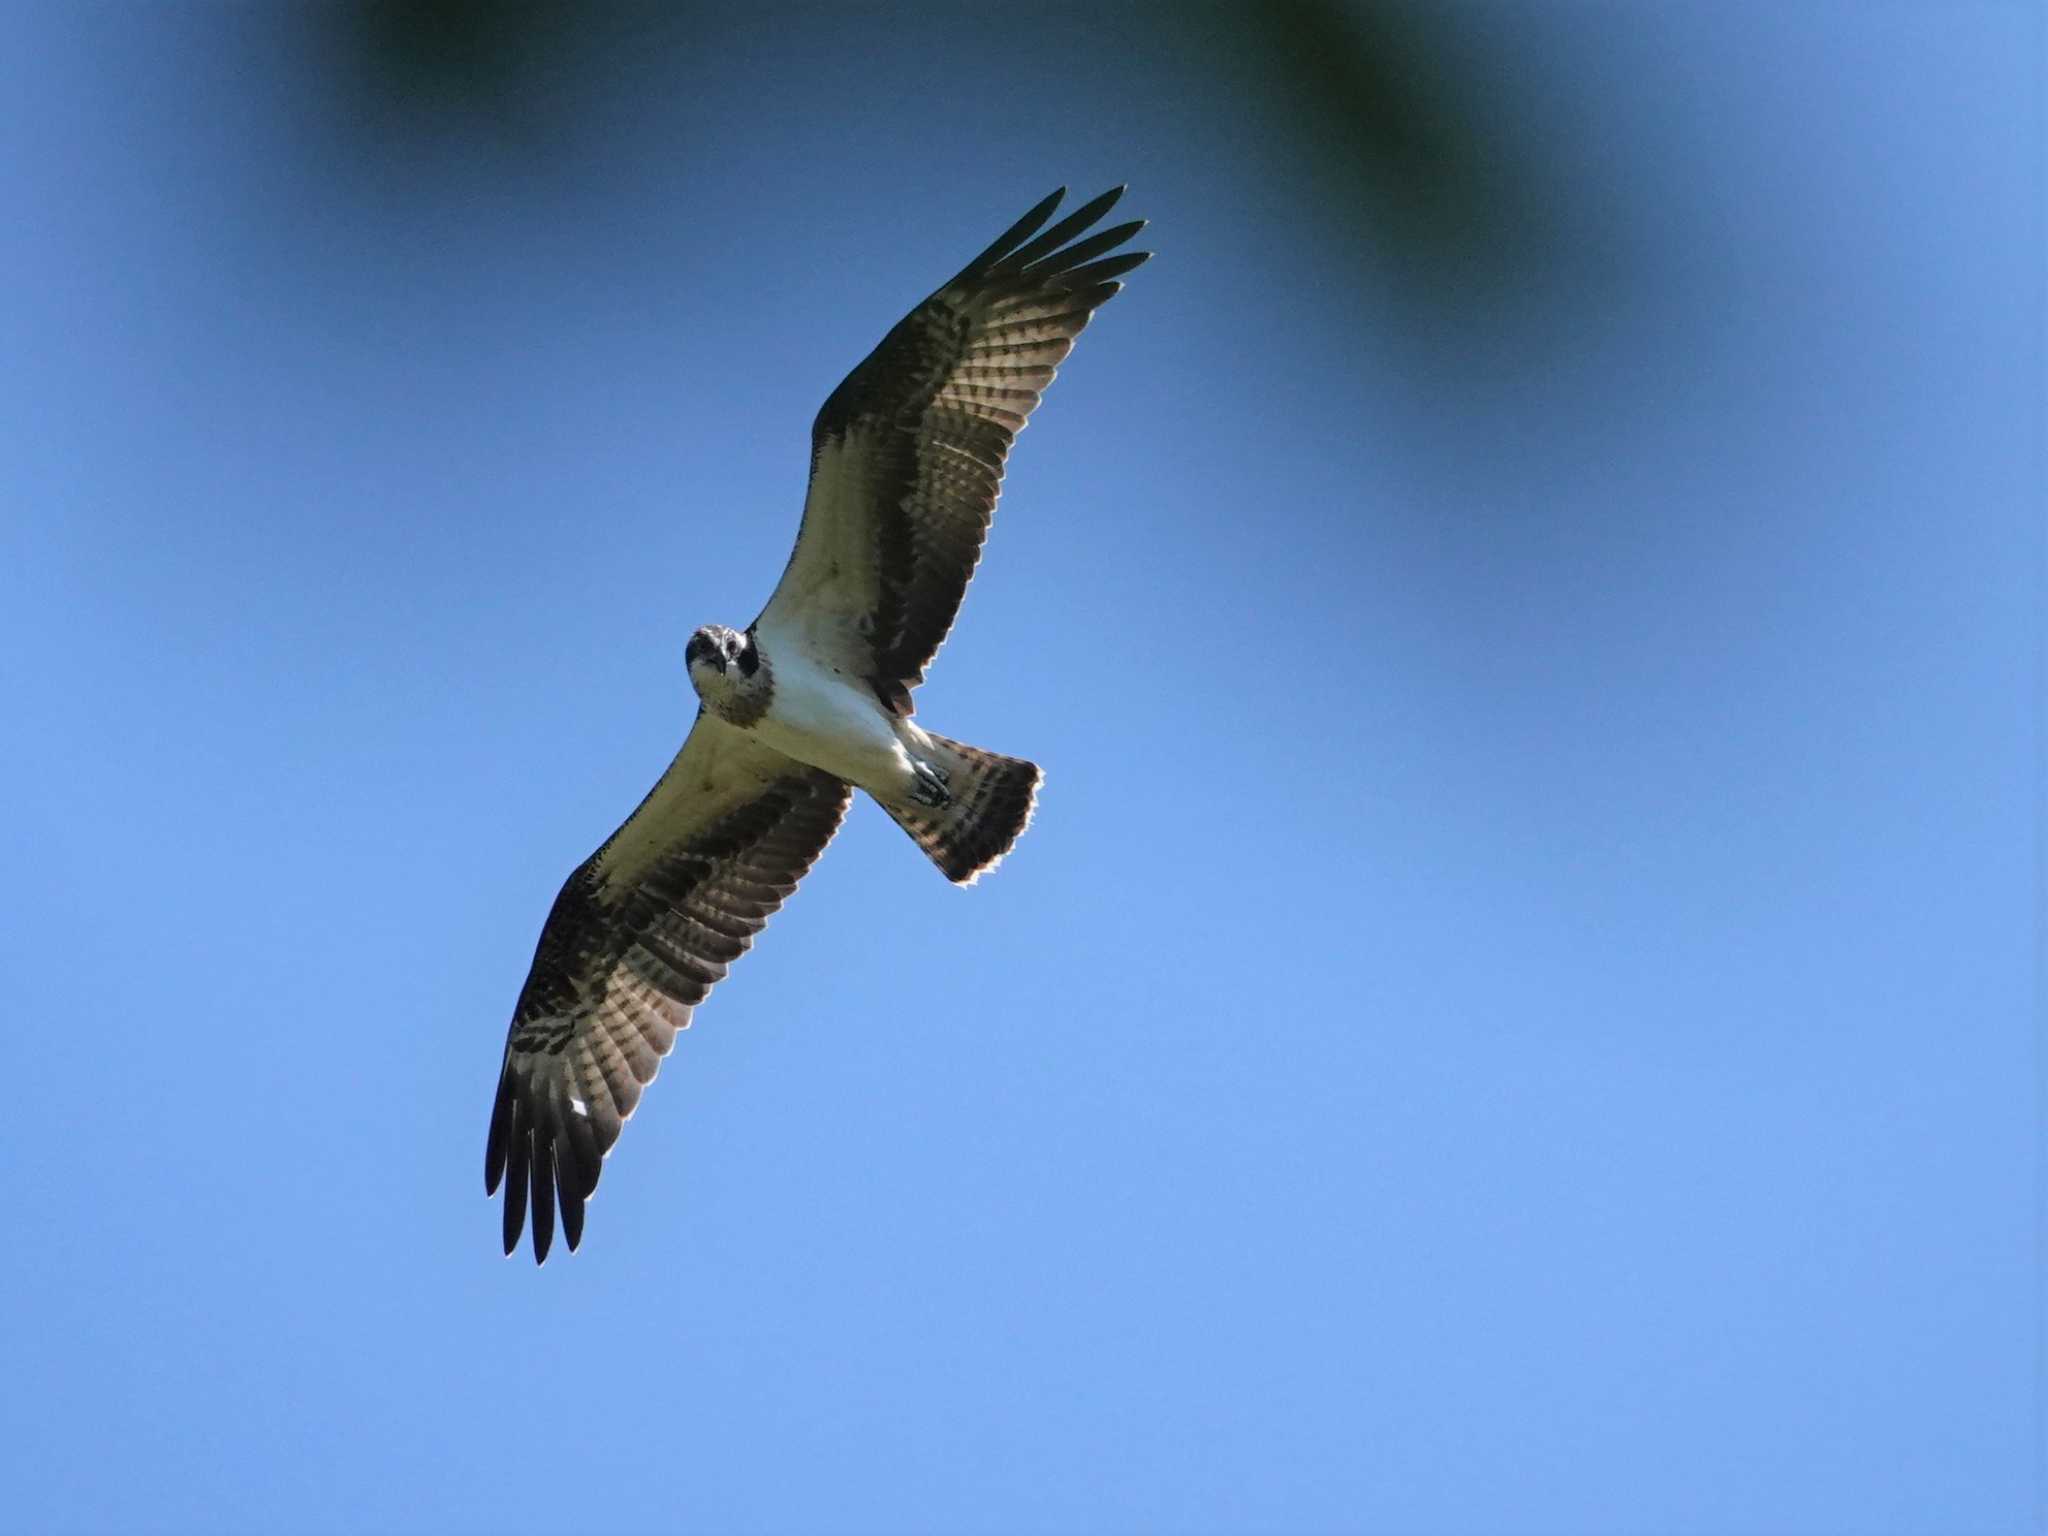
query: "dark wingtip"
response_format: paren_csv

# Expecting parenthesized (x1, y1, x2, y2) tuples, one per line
(501, 1165, 526, 1256)
(1004, 189, 1138, 274)
(1007, 186, 1067, 239)
(957, 187, 1067, 279)
(484, 1063, 514, 1195)
(530, 1138, 557, 1265)
(950, 185, 1145, 291)
(1064, 251, 1152, 293)
(499, 1096, 531, 1255)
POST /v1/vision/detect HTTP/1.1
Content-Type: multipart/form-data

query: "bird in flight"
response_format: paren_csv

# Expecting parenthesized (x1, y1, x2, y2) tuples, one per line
(484, 187, 1149, 1262)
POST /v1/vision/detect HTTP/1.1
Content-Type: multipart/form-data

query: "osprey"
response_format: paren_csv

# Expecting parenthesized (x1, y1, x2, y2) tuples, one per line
(485, 188, 1149, 1262)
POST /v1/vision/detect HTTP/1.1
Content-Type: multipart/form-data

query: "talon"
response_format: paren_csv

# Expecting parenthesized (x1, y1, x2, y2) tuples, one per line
(910, 760, 951, 808)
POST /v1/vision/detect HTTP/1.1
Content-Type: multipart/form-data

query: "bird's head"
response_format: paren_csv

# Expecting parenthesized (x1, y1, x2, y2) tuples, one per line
(685, 624, 738, 677)
(686, 625, 766, 718)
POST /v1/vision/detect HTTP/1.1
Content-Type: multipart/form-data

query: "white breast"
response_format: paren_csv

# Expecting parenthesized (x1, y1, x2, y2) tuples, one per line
(751, 642, 914, 795)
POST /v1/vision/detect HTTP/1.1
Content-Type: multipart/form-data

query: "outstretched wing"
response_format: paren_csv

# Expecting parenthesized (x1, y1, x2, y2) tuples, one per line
(755, 187, 1149, 708)
(484, 714, 850, 1263)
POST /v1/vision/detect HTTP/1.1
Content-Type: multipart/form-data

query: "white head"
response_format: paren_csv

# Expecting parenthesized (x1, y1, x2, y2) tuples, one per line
(685, 624, 770, 723)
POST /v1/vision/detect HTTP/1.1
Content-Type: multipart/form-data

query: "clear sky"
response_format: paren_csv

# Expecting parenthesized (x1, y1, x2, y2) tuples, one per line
(0, 4, 2039, 1533)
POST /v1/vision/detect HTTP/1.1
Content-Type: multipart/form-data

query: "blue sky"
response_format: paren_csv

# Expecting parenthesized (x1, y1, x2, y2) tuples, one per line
(0, 4, 2039, 1532)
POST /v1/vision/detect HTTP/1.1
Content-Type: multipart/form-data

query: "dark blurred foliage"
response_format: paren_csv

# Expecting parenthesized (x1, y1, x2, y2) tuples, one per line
(316, 0, 701, 164)
(1176, 2, 1567, 295)
(321, 0, 1570, 303)
(347, 0, 576, 105)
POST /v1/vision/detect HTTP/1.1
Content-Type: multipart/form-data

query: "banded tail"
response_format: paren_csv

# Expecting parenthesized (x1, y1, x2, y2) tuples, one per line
(884, 733, 1042, 885)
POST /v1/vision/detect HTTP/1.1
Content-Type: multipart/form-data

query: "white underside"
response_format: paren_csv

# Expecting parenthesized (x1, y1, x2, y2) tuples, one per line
(749, 635, 923, 800)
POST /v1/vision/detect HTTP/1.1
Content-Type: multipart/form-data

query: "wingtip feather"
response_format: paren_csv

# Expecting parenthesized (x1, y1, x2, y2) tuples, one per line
(530, 1135, 557, 1265)
(1005, 187, 1129, 273)
(500, 1107, 529, 1257)
(960, 187, 1067, 278)
(484, 1067, 513, 1195)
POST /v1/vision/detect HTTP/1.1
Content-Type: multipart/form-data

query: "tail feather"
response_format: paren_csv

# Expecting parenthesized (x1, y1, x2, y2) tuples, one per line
(883, 733, 1042, 885)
